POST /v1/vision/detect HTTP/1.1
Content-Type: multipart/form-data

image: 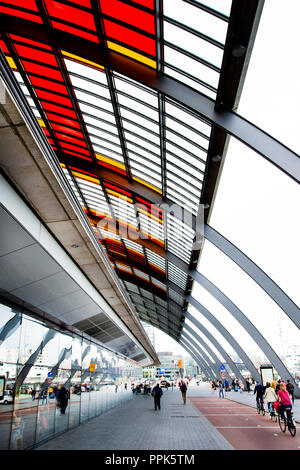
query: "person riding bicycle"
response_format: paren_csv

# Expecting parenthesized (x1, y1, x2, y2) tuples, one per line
(254, 381, 265, 409)
(277, 383, 292, 420)
(264, 382, 277, 416)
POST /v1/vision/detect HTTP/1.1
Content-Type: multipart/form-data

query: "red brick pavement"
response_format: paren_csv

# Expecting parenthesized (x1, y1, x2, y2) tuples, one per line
(190, 397, 300, 450)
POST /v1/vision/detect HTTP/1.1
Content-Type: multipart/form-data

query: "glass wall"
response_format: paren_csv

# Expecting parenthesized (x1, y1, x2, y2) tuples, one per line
(0, 302, 143, 450)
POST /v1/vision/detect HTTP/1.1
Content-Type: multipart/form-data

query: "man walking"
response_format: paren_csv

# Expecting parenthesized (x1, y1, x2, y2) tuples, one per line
(56, 385, 70, 415)
(152, 383, 163, 410)
(180, 381, 187, 404)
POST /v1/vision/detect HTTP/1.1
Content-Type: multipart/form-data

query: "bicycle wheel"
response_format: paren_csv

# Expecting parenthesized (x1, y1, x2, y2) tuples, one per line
(279, 416, 286, 433)
(288, 420, 296, 437)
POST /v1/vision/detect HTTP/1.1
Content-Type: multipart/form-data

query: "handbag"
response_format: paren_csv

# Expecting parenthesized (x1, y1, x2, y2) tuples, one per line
(273, 400, 280, 411)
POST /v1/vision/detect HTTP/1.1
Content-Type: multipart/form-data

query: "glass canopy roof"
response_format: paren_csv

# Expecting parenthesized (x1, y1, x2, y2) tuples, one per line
(1, 0, 299, 384)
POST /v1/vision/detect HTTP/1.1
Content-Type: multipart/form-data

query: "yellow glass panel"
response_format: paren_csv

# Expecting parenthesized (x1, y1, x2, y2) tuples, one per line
(95, 153, 126, 171)
(132, 176, 162, 194)
(72, 170, 100, 185)
(138, 207, 163, 225)
(38, 119, 46, 128)
(61, 51, 104, 71)
(107, 41, 156, 69)
(6, 56, 17, 70)
(107, 188, 133, 203)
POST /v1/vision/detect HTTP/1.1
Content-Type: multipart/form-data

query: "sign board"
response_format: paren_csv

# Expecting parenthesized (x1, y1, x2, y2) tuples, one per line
(220, 371, 226, 379)
(89, 363, 96, 373)
(160, 368, 165, 375)
(260, 365, 274, 386)
(220, 364, 226, 371)
(178, 360, 182, 369)
(47, 372, 54, 378)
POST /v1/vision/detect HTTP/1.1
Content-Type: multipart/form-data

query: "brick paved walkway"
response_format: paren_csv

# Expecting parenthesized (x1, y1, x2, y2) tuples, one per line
(37, 383, 234, 450)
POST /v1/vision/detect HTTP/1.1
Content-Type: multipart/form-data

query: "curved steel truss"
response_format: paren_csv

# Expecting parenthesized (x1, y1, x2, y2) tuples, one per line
(0, 0, 299, 393)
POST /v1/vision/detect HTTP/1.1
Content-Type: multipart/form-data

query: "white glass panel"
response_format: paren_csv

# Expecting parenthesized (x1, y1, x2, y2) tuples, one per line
(196, 0, 232, 16)
(127, 143, 160, 161)
(84, 116, 118, 135)
(197, 240, 300, 371)
(166, 129, 208, 158)
(75, 90, 114, 112)
(123, 121, 160, 146)
(167, 178, 201, 198)
(165, 101, 211, 136)
(64, 59, 107, 85)
(90, 136, 122, 153)
(164, 21, 223, 68)
(237, 0, 300, 155)
(163, 0, 228, 44)
(166, 162, 203, 183)
(166, 117, 210, 149)
(166, 144, 206, 172)
(81, 105, 116, 124)
(125, 132, 160, 155)
(114, 77, 158, 107)
(92, 145, 123, 162)
(120, 108, 159, 133)
(70, 75, 111, 99)
(164, 67, 217, 99)
(165, 46, 219, 89)
(118, 95, 158, 121)
(209, 137, 300, 307)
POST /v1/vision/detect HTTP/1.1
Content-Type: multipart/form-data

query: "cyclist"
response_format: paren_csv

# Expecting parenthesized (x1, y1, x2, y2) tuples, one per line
(254, 381, 265, 410)
(277, 383, 292, 421)
(264, 382, 277, 417)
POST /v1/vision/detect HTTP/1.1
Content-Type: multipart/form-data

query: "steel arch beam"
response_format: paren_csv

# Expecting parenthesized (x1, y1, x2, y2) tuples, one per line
(180, 338, 214, 380)
(204, 224, 300, 329)
(181, 329, 220, 378)
(180, 339, 215, 380)
(184, 313, 249, 384)
(188, 280, 300, 396)
(187, 295, 260, 380)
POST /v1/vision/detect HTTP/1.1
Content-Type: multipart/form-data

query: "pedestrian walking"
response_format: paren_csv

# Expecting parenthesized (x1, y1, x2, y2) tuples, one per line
(151, 383, 163, 410)
(41, 388, 48, 405)
(31, 388, 36, 401)
(180, 381, 187, 404)
(218, 380, 224, 398)
(286, 380, 295, 404)
(56, 385, 70, 415)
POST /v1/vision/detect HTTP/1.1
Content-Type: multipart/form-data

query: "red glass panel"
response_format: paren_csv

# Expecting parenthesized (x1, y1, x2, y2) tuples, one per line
(100, 0, 155, 35)
(103, 19, 155, 56)
(0, 40, 9, 54)
(52, 123, 83, 138)
(70, 0, 91, 7)
(41, 101, 76, 119)
(131, 0, 154, 8)
(35, 89, 73, 107)
(13, 44, 58, 66)
(97, 161, 127, 175)
(10, 35, 52, 50)
(21, 61, 63, 81)
(28, 76, 68, 95)
(104, 182, 131, 197)
(1, 0, 38, 11)
(62, 150, 92, 161)
(44, 0, 96, 30)
(51, 21, 98, 43)
(55, 132, 87, 147)
(59, 141, 90, 155)
(0, 6, 43, 23)
(46, 113, 80, 129)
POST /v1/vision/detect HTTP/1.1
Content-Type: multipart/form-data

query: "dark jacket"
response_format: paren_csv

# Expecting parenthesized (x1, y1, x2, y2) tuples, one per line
(152, 385, 163, 398)
(180, 383, 187, 393)
(57, 387, 70, 403)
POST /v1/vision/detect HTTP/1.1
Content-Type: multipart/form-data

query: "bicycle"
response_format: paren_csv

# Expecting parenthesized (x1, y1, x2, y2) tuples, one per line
(268, 402, 277, 422)
(256, 397, 265, 416)
(278, 408, 296, 436)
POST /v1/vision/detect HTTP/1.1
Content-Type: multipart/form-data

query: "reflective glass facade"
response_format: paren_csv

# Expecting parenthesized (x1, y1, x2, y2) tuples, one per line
(0, 302, 142, 450)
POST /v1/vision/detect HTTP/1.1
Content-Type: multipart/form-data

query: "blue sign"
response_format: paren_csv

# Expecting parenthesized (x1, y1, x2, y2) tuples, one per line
(220, 364, 226, 371)
(160, 368, 165, 375)
(47, 372, 54, 377)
